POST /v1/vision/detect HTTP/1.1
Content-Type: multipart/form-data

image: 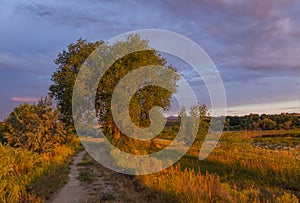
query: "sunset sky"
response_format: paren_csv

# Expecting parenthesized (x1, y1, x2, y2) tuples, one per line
(0, 0, 299, 120)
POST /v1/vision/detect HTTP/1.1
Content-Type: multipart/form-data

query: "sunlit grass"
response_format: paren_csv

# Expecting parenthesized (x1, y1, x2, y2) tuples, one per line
(137, 130, 300, 202)
(139, 164, 298, 202)
(0, 144, 75, 203)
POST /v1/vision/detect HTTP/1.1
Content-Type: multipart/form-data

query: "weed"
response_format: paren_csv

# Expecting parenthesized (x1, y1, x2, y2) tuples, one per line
(100, 192, 115, 201)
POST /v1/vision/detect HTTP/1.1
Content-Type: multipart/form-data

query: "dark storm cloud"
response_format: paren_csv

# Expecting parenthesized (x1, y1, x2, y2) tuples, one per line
(13, 0, 300, 77)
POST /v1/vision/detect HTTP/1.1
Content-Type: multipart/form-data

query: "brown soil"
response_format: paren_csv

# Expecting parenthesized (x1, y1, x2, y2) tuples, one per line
(49, 150, 86, 203)
(49, 151, 174, 203)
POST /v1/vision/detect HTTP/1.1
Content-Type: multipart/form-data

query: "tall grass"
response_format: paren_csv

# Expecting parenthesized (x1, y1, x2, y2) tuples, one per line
(136, 130, 300, 202)
(0, 144, 74, 203)
(139, 164, 298, 202)
(188, 142, 300, 189)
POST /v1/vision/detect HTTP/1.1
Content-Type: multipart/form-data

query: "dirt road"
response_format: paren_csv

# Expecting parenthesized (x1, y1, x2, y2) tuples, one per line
(50, 150, 86, 203)
(49, 150, 173, 203)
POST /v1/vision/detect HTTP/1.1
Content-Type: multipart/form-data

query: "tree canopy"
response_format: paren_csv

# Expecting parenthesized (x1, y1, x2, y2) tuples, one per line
(50, 38, 103, 128)
(50, 35, 179, 138)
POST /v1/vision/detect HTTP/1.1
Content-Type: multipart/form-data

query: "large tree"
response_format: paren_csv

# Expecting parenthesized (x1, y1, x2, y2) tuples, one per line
(50, 38, 103, 128)
(50, 35, 179, 138)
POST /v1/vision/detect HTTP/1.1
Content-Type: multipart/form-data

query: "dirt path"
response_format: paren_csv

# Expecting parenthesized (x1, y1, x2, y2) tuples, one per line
(50, 150, 86, 203)
(49, 150, 173, 203)
(76, 153, 174, 203)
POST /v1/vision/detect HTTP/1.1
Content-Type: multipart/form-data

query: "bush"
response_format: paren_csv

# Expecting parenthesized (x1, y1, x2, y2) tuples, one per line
(4, 97, 67, 153)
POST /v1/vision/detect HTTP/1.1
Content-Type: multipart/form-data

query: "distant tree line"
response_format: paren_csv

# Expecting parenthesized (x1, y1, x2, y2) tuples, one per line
(164, 112, 300, 135)
(223, 113, 300, 131)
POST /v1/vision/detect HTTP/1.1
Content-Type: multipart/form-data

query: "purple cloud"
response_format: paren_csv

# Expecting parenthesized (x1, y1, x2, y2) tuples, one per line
(0, 0, 299, 119)
(11, 97, 39, 102)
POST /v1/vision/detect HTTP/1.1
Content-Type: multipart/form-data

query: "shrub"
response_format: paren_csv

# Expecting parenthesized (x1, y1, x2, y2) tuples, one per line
(4, 97, 67, 153)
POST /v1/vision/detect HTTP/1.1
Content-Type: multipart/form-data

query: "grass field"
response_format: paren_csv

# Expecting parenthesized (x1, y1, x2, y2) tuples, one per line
(109, 129, 300, 202)
(1, 129, 299, 202)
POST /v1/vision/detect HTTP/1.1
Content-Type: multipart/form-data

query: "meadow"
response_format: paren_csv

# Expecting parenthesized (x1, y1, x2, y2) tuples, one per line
(101, 129, 300, 202)
(152, 130, 299, 202)
(1, 103, 299, 203)
(1, 128, 300, 202)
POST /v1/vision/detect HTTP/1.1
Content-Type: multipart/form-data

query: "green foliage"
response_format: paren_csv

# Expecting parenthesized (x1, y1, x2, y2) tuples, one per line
(100, 192, 115, 201)
(50, 38, 103, 128)
(176, 104, 210, 141)
(4, 97, 67, 153)
(224, 113, 300, 131)
(50, 35, 179, 137)
(78, 170, 93, 182)
(165, 112, 299, 134)
(0, 122, 7, 144)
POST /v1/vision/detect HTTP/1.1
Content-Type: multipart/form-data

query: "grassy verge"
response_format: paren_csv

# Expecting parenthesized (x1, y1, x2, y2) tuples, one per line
(0, 135, 81, 203)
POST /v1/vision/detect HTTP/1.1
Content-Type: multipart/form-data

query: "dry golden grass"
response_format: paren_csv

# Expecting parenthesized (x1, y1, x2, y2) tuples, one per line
(139, 164, 298, 203)
(0, 144, 74, 203)
(134, 130, 300, 202)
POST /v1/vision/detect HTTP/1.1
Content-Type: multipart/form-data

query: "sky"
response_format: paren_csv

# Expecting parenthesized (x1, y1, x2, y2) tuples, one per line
(0, 0, 299, 120)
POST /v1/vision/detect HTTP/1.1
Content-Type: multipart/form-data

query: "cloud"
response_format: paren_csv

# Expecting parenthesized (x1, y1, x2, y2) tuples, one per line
(11, 0, 300, 78)
(11, 97, 39, 102)
(0, 52, 56, 75)
(0, 0, 299, 119)
(226, 99, 300, 116)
